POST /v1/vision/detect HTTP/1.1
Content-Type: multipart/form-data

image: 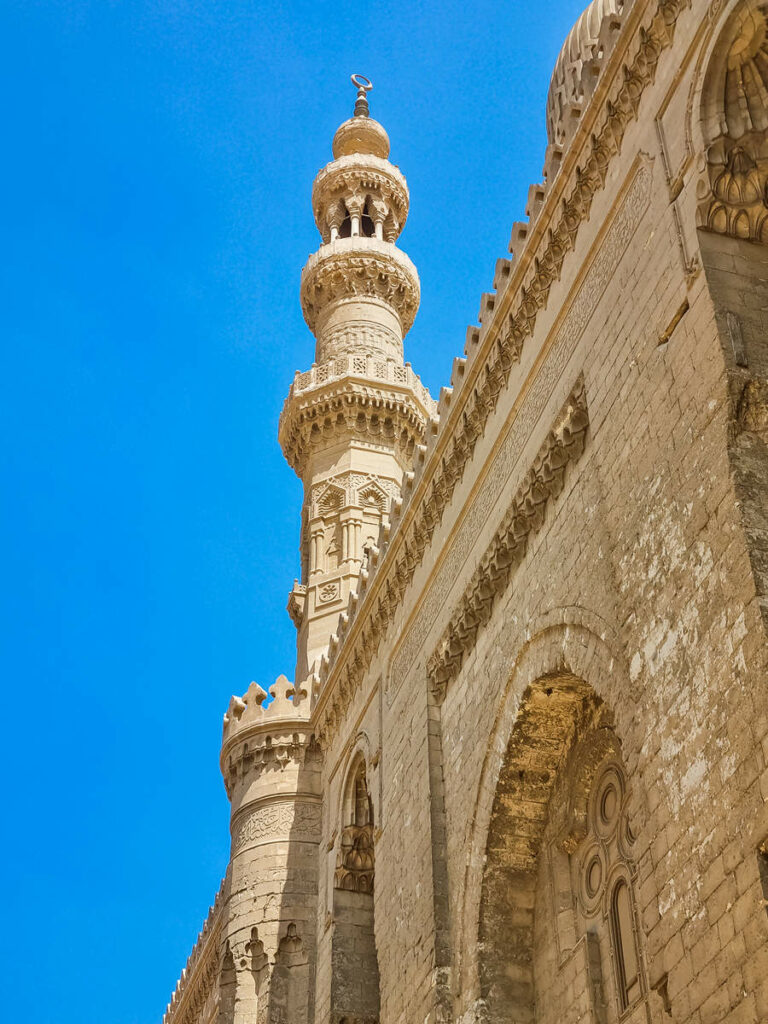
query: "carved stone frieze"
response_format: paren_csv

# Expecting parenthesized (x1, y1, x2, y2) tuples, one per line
(231, 800, 322, 853)
(300, 240, 420, 334)
(316, 318, 403, 363)
(426, 378, 590, 702)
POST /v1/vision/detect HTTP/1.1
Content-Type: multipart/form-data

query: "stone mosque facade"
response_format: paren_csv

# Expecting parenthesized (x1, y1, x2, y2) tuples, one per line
(163, 0, 768, 1021)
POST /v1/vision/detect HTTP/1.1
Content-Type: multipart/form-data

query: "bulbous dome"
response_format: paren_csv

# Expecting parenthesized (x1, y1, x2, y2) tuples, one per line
(546, 0, 627, 148)
(332, 115, 391, 159)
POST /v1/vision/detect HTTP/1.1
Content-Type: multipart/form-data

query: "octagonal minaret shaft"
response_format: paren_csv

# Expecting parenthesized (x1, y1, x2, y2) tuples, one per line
(280, 76, 435, 684)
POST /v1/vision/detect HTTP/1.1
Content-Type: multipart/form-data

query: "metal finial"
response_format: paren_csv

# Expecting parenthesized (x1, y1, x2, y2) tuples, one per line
(351, 73, 372, 117)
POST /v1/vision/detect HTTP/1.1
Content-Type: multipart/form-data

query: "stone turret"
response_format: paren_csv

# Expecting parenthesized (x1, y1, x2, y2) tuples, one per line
(280, 75, 436, 684)
(218, 675, 322, 1023)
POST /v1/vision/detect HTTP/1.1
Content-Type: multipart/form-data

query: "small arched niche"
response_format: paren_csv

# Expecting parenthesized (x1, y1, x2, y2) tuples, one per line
(268, 923, 309, 1024)
(479, 674, 651, 1024)
(698, 0, 768, 243)
(331, 757, 380, 1023)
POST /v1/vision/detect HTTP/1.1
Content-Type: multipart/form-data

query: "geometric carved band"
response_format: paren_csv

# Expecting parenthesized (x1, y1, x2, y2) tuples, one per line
(426, 376, 589, 702)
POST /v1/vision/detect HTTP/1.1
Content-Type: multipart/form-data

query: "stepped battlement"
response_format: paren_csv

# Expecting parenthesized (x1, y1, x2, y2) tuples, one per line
(222, 675, 312, 742)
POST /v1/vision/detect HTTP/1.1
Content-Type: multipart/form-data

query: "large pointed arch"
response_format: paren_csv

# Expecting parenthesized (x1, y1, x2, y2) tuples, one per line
(457, 614, 648, 1021)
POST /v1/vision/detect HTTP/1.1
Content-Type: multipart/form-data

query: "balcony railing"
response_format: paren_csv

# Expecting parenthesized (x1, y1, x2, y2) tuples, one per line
(286, 355, 435, 412)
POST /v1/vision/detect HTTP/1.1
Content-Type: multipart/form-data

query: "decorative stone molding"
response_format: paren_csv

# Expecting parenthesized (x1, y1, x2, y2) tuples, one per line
(426, 378, 590, 702)
(312, 153, 409, 239)
(163, 885, 225, 1024)
(300, 239, 420, 335)
(334, 822, 375, 893)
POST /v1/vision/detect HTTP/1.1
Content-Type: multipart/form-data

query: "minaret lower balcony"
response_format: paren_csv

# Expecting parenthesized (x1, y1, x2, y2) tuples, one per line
(278, 352, 436, 478)
(286, 353, 433, 408)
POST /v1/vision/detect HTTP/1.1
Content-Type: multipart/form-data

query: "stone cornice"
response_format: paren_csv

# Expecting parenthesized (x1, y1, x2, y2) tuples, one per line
(163, 885, 225, 1024)
(303, 0, 686, 745)
(426, 378, 589, 702)
(300, 239, 420, 334)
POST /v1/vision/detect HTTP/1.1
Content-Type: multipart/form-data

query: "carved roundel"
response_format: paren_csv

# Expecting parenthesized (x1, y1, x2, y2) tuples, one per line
(579, 839, 607, 916)
(592, 763, 625, 841)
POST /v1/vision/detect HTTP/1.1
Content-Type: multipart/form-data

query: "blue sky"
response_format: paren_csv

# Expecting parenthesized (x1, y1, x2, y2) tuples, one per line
(1, 1, 584, 1020)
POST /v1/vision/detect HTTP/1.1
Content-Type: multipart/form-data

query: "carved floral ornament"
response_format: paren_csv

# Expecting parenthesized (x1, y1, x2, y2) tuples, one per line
(300, 243, 420, 334)
(698, 0, 768, 242)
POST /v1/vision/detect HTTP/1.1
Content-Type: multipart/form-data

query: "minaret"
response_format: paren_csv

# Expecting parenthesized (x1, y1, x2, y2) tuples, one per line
(280, 75, 435, 684)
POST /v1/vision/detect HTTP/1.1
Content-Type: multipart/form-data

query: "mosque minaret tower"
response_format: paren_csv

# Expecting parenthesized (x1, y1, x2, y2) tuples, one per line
(279, 75, 435, 685)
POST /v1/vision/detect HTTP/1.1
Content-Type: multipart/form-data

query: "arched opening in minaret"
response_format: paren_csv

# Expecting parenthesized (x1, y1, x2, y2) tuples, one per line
(339, 202, 352, 238)
(331, 757, 380, 1023)
(361, 197, 375, 238)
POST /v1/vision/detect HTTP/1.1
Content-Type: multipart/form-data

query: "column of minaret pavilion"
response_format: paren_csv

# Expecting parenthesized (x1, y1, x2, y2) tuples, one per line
(216, 77, 435, 1024)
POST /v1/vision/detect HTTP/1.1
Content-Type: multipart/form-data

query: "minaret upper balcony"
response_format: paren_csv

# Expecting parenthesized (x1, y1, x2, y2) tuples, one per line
(297, 75, 420, 368)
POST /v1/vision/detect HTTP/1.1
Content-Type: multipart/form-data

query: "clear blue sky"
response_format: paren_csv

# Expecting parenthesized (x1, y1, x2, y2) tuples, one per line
(1, 1, 583, 1020)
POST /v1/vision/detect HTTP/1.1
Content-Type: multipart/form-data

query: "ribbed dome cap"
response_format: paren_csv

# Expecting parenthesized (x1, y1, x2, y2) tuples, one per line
(546, 0, 625, 146)
(332, 116, 391, 159)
